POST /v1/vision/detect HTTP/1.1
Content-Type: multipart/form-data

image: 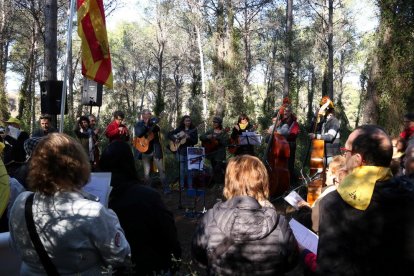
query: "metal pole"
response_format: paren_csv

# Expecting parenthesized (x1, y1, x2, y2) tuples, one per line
(59, 0, 76, 132)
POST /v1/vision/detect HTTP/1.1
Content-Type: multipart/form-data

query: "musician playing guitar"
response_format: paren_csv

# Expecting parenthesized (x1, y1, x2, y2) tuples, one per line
(167, 115, 198, 190)
(199, 116, 229, 185)
(134, 109, 169, 193)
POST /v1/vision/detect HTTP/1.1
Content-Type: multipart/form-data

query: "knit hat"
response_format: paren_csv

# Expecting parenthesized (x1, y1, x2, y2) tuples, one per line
(24, 137, 44, 160)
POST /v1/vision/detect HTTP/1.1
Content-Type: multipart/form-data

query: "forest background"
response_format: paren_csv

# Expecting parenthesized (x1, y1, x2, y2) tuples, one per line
(0, 0, 413, 171)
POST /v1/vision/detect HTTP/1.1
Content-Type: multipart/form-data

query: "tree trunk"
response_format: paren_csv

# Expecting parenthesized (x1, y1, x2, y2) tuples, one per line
(213, 0, 226, 118)
(327, 0, 334, 99)
(283, 0, 293, 97)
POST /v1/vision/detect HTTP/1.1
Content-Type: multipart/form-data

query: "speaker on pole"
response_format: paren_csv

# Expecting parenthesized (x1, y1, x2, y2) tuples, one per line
(81, 78, 103, 106)
(40, 80, 67, 115)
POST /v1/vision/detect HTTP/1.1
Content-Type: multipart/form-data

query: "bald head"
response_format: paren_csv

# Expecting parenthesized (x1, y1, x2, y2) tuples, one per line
(405, 144, 414, 175)
(346, 125, 392, 169)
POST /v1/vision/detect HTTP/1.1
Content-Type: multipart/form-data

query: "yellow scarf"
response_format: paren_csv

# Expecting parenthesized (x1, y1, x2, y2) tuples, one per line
(239, 123, 248, 130)
(0, 159, 10, 218)
(337, 166, 392, 211)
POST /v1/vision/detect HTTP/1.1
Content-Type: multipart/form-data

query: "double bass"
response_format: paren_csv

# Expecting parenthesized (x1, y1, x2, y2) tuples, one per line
(306, 98, 332, 205)
(264, 108, 291, 197)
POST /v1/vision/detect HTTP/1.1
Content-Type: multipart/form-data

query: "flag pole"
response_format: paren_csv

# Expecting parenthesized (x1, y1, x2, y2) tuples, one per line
(59, 0, 76, 132)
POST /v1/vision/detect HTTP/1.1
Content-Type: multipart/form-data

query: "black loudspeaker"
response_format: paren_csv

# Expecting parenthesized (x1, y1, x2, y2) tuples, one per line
(81, 79, 103, 106)
(40, 80, 67, 114)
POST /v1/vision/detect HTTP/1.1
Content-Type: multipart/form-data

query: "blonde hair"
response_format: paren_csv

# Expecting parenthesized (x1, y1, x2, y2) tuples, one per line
(223, 155, 269, 202)
(329, 155, 346, 174)
(28, 133, 91, 195)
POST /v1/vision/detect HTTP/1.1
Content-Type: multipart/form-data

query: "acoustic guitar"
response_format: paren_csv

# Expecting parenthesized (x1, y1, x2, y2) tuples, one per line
(169, 127, 198, 153)
(133, 124, 156, 153)
(202, 127, 230, 155)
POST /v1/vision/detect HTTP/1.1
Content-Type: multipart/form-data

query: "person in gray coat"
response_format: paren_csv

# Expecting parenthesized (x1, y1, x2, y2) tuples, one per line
(192, 155, 298, 275)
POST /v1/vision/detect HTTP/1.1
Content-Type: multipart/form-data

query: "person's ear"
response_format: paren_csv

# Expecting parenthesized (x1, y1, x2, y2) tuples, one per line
(354, 153, 364, 166)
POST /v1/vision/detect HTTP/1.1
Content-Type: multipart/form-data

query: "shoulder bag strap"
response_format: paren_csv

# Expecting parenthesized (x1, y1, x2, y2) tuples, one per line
(24, 193, 60, 276)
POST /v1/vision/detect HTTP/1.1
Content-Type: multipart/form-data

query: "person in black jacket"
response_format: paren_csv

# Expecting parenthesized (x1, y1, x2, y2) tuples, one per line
(192, 155, 298, 275)
(134, 109, 168, 193)
(230, 113, 256, 156)
(168, 115, 198, 190)
(317, 125, 414, 275)
(100, 141, 181, 275)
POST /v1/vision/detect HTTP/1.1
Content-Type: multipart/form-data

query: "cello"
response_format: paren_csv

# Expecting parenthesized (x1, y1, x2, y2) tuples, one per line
(264, 105, 291, 197)
(306, 98, 332, 205)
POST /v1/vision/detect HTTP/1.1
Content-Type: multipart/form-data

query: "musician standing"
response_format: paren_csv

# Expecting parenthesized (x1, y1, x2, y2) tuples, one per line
(274, 104, 300, 181)
(168, 115, 198, 190)
(134, 109, 169, 194)
(230, 114, 255, 156)
(200, 116, 229, 185)
(105, 111, 130, 143)
(308, 97, 341, 165)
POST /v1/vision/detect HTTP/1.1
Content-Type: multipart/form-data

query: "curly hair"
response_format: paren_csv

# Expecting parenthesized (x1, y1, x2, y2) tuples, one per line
(28, 133, 91, 195)
(223, 155, 269, 202)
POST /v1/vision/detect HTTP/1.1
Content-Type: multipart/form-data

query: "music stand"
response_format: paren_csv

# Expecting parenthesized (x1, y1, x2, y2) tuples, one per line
(239, 132, 262, 146)
(184, 147, 207, 218)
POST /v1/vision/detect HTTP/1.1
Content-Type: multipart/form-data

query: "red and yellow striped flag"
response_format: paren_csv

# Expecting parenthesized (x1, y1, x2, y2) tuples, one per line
(77, 0, 113, 88)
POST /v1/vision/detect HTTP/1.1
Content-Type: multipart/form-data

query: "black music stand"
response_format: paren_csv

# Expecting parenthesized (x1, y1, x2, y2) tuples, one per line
(184, 148, 207, 218)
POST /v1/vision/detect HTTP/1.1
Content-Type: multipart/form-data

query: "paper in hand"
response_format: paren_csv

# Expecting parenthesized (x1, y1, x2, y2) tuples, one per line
(284, 190, 305, 210)
(289, 218, 319, 254)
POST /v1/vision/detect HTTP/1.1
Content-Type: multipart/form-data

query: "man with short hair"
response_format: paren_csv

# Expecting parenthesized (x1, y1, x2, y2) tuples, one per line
(317, 125, 414, 275)
(105, 111, 129, 143)
(32, 114, 57, 137)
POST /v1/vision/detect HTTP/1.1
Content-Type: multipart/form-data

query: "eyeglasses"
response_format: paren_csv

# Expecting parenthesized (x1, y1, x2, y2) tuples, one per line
(340, 147, 353, 156)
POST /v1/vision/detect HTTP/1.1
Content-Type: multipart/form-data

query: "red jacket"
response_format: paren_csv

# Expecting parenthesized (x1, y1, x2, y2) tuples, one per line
(105, 120, 130, 143)
(400, 126, 414, 141)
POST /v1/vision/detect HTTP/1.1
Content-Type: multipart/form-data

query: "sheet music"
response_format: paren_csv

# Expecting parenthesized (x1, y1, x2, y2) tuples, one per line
(239, 132, 262, 145)
(82, 172, 112, 207)
(284, 190, 305, 210)
(289, 218, 319, 254)
(187, 147, 205, 170)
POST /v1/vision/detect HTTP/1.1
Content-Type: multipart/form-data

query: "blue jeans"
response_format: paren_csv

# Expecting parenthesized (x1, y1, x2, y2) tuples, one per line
(178, 154, 192, 189)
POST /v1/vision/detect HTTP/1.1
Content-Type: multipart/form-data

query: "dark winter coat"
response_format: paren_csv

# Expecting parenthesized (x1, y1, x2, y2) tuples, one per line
(317, 176, 414, 275)
(109, 175, 181, 275)
(134, 120, 163, 159)
(192, 196, 298, 275)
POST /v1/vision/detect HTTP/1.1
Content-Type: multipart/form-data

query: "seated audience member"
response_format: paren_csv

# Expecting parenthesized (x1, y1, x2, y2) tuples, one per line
(317, 125, 414, 275)
(100, 141, 181, 275)
(192, 155, 298, 275)
(9, 133, 131, 275)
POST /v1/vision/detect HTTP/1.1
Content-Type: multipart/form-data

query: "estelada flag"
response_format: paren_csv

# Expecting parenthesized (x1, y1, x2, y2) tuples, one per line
(77, 0, 113, 88)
